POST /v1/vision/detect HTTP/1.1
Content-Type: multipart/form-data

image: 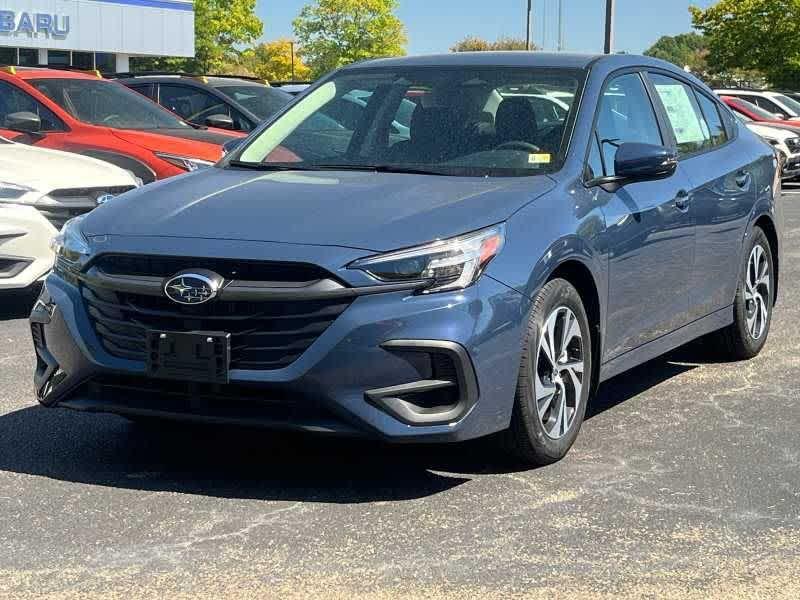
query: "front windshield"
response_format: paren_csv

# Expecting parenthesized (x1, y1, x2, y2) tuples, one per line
(230, 67, 584, 177)
(774, 94, 800, 116)
(216, 85, 292, 120)
(30, 79, 189, 130)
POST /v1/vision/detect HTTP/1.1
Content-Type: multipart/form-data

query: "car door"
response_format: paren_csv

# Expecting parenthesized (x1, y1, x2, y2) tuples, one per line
(647, 73, 757, 320)
(587, 72, 696, 361)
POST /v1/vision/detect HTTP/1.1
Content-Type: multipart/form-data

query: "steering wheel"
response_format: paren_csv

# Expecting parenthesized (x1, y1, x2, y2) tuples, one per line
(102, 114, 123, 125)
(494, 141, 542, 152)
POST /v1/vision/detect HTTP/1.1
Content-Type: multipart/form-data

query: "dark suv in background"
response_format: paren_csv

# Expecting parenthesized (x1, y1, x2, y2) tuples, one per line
(116, 74, 294, 133)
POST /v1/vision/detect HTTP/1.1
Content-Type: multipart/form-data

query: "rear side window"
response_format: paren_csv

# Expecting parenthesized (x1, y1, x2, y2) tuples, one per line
(648, 73, 710, 156)
(593, 72, 663, 176)
(0, 81, 65, 132)
(128, 83, 156, 101)
(695, 92, 728, 147)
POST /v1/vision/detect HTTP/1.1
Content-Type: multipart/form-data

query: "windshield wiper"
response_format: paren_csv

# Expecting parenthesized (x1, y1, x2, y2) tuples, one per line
(313, 164, 451, 176)
(227, 161, 324, 172)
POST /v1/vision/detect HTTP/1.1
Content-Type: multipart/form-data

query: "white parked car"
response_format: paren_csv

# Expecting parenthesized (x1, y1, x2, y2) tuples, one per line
(0, 138, 139, 291)
(715, 88, 800, 121)
(732, 112, 800, 179)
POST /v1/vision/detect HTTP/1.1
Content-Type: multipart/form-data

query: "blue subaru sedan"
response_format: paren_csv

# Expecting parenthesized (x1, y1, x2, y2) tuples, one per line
(35, 53, 782, 464)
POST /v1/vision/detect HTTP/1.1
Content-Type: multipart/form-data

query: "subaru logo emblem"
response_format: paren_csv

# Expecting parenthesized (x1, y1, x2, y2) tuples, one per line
(164, 272, 220, 305)
(96, 194, 115, 205)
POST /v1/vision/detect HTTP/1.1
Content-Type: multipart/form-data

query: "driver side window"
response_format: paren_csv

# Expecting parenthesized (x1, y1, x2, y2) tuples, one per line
(592, 73, 663, 177)
(0, 81, 65, 132)
(159, 84, 230, 125)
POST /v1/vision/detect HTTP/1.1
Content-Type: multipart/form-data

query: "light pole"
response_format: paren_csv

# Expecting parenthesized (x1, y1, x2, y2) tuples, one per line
(604, 0, 615, 54)
(526, 0, 533, 51)
(558, 0, 565, 51)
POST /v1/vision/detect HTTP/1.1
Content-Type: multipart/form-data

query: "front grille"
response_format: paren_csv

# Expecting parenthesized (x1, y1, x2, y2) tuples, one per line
(81, 258, 353, 370)
(786, 138, 800, 153)
(93, 254, 332, 282)
(39, 186, 136, 230)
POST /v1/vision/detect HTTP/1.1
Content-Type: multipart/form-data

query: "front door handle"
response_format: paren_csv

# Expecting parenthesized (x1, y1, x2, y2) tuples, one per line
(735, 171, 750, 188)
(674, 189, 690, 212)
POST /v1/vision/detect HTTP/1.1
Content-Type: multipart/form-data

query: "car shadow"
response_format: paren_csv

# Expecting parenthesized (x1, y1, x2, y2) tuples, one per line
(0, 337, 722, 503)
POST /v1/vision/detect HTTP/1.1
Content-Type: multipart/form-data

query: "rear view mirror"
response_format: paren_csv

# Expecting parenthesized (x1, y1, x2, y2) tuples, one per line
(205, 114, 235, 130)
(5, 111, 42, 134)
(614, 142, 678, 181)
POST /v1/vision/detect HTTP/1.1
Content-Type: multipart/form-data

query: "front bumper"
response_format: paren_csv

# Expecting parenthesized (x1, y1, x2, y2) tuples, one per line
(0, 205, 58, 290)
(31, 268, 529, 443)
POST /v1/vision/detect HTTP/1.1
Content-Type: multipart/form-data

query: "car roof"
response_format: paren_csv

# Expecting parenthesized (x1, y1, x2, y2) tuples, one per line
(3, 67, 102, 80)
(340, 51, 673, 71)
(117, 75, 269, 88)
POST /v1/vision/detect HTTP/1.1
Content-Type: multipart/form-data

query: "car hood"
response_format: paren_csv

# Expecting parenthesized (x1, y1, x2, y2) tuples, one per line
(0, 142, 137, 193)
(82, 167, 556, 251)
(111, 128, 236, 162)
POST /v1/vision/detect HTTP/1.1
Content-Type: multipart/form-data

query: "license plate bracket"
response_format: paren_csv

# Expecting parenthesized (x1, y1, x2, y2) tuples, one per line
(146, 331, 230, 383)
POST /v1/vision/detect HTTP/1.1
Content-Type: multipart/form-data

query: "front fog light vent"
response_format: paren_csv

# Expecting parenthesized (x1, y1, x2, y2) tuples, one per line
(365, 340, 478, 426)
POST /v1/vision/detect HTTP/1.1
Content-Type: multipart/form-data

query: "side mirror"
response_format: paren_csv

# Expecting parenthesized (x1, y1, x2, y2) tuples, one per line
(614, 142, 678, 181)
(6, 111, 42, 134)
(221, 137, 245, 156)
(205, 114, 235, 130)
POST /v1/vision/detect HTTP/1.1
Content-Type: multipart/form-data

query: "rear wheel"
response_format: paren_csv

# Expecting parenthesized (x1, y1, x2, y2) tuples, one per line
(502, 278, 592, 465)
(716, 227, 774, 360)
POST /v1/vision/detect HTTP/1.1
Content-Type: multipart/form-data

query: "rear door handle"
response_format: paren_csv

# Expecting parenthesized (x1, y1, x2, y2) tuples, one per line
(674, 189, 690, 211)
(735, 171, 750, 188)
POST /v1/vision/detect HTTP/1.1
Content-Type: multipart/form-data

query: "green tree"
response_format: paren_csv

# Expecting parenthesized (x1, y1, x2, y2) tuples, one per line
(644, 32, 708, 73)
(241, 39, 313, 82)
(132, 0, 262, 74)
(293, 0, 407, 78)
(690, 0, 800, 88)
(451, 36, 531, 52)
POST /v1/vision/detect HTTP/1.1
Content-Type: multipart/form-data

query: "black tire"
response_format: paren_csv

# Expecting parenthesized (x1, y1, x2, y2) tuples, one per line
(715, 227, 774, 360)
(502, 278, 593, 465)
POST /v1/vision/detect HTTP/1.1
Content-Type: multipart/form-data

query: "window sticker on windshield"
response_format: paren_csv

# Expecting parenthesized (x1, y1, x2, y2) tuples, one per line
(528, 153, 552, 164)
(654, 84, 706, 145)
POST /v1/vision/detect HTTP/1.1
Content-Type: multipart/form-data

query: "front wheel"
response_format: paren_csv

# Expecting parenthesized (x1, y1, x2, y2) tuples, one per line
(502, 278, 593, 465)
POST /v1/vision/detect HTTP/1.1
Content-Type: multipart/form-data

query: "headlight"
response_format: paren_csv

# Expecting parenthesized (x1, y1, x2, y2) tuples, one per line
(154, 152, 214, 172)
(349, 224, 505, 293)
(0, 181, 36, 203)
(51, 215, 90, 283)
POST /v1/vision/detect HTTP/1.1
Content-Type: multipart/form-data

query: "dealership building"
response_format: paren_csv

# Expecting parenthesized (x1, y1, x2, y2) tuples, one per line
(0, 0, 194, 73)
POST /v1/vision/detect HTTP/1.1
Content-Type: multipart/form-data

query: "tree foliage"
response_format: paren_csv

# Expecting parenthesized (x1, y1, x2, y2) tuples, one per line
(293, 0, 407, 78)
(644, 32, 708, 73)
(450, 36, 531, 52)
(690, 0, 800, 88)
(240, 39, 312, 82)
(132, 0, 262, 74)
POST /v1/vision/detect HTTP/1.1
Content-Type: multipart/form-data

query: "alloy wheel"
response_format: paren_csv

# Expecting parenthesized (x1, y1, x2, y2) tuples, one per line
(745, 244, 770, 341)
(535, 306, 585, 440)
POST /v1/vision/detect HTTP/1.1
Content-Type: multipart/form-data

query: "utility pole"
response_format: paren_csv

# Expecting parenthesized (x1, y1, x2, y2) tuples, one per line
(558, 0, 565, 51)
(526, 0, 533, 51)
(542, 0, 548, 50)
(290, 40, 296, 80)
(604, 0, 615, 54)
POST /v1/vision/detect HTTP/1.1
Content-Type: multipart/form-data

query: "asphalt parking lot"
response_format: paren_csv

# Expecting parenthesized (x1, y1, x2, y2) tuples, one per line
(1, 195, 798, 599)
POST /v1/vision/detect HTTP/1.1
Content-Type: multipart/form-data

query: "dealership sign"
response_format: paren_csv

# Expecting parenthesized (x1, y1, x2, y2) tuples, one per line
(0, 10, 70, 38)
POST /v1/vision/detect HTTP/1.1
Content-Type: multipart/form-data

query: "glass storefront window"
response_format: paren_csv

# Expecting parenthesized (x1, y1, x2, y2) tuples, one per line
(95, 53, 116, 74)
(18, 49, 38, 66)
(72, 52, 94, 70)
(48, 50, 70, 67)
(0, 47, 15, 65)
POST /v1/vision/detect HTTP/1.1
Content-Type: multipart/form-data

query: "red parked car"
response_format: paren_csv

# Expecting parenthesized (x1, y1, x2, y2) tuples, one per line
(720, 95, 800, 131)
(0, 67, 244, 183)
